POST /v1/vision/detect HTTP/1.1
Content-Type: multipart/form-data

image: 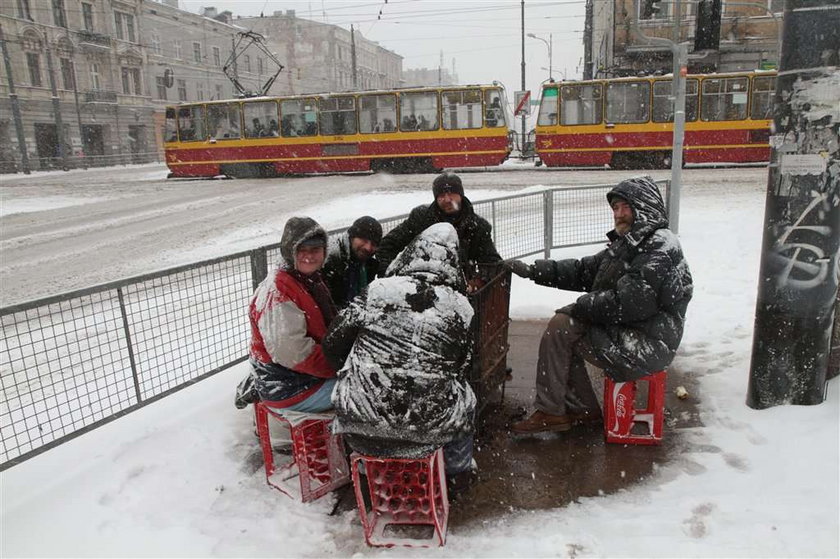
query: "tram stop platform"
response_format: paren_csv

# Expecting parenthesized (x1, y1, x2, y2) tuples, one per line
(448, 319, 703, 527)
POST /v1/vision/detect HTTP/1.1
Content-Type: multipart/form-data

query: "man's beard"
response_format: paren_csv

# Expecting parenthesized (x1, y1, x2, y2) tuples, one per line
(353, 248, 372, 261)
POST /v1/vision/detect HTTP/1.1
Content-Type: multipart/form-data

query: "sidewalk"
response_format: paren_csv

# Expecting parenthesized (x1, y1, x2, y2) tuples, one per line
(450, 319, 703, 527)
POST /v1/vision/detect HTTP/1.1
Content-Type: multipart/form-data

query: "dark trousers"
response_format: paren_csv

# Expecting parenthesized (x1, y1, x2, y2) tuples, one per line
(534, 312, 611, 416)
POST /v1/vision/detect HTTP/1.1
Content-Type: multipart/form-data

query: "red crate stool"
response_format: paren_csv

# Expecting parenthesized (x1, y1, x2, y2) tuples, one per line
(604, 370, 666, 445)
(254, 401, 351, 502)
(351, 448, 449, 547)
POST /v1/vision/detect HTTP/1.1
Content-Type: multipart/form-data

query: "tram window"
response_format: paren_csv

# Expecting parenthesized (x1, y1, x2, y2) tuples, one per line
(537, 87, 559, 126)
(560, 84, 602, 125)
(400, 91, 439, 131)
(606, 81, 650, 123)
(485, 88, 505, 127)
(177, 105, 205, 142)
(280, 99, 317, 137)
(750, 76, 776, 120)
(442, 89, 483, 130)
(164, 107, 178, 142)
(207, 103, 241, 139)
(359, 94, 397, 134)
(701, 77, 748, 121)
(652, 79, 698, 122)
(320, 96, 357, 136)
(243, 100, 279, 138)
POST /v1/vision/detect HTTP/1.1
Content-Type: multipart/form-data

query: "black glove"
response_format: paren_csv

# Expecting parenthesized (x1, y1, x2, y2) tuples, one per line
(505, 259, 532, 279)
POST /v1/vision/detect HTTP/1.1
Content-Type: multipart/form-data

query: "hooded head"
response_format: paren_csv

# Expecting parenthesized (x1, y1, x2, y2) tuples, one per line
(279, 216, 328, 270)
(385, 223, 466, 291)
(606, 176, 668, 245)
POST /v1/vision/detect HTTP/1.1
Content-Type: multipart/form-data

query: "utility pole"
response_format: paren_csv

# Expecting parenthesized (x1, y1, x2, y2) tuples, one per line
(520, 0, 526, 157)
(583, 0, 594, 79)
(350, 24, 358, 89)
(44, 44, 69, 170)
(0, 24, 31, 174)
(747, 0, 840, 409)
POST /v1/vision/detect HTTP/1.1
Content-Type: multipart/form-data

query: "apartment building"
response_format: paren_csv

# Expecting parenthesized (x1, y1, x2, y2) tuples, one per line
(588, 0, 782, 77)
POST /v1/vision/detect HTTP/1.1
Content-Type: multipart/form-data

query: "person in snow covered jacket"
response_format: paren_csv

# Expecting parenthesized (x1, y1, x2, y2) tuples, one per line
(323, 222, 477, 475)
(375, 173, 502, 292)
(322, 216, 382, 308)
(246, 216, 338, 412)
(506, 176, 693, 435)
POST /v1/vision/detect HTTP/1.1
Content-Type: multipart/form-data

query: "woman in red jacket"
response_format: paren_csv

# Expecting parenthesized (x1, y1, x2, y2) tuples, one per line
(247, 216, 337, 412)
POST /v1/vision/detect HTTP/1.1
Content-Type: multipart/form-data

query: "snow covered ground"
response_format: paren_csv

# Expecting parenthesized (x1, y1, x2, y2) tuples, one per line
(1, 167, 838, 557)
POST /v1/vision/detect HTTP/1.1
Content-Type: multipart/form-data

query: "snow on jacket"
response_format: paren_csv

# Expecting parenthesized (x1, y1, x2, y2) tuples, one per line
(248, 217, 336, 407)
(322, 231, 380, 308)
(323, 223, 477, 453)
(375, 197, 502, 277)
(531, 177, 693, 381)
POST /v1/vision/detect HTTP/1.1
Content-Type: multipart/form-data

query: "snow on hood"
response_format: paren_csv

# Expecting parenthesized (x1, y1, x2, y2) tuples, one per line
(607, 176, 669, 246)
(384, 222, 466, 291)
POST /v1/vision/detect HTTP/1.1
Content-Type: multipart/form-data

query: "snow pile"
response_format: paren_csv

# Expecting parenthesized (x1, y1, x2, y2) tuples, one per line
(1, 178, 838, 557)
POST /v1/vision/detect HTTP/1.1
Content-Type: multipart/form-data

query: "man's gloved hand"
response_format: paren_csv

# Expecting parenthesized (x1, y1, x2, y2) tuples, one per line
(505, 259, 532, 279)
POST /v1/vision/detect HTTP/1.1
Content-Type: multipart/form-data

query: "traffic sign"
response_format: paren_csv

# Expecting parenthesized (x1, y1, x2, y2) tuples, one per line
(514, 90, 531, 116)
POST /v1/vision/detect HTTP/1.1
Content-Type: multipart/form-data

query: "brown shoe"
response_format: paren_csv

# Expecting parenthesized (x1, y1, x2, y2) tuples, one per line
(569, 409, 603, 426)
(511, 410, 572, 434)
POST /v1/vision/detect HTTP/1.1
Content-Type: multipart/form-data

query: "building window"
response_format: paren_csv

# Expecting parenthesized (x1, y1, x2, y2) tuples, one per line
(114, 11, 136, 42)
(156, 76, 167, 100)
(174, 40, 182, 60)
(177, 78, 187, 101)
(193, 42, 202, 63)
(215, 84, 224, 99)
(258, 57, 264, 74)
(52, 0, 67, 28)
(17, 0, 33, 20)
(60, 58, 74, 90)
(90, 62, 101, 90)
(26, 52, 42, 87)
(82, 3, 94, 31)
(244, 54, 251, 72)
(212, 46, 221, 66)
(196, 82, 205, 101)
(151, 33, 161, 55)
(121, 67, 141, 95)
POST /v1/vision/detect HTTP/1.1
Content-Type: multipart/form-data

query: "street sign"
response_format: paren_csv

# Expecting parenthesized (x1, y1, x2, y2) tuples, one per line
(514, 90, 531, 116)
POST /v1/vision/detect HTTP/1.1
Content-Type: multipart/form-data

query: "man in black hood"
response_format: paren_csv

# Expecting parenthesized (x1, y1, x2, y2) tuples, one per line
(506, 176, 693, 435)
(376, 172, 502, 292)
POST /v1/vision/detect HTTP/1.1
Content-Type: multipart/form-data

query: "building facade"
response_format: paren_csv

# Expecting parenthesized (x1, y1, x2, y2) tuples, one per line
(589, 0, 783, 78)
(402, 67, 458, 88)
(238, 10, 402, 95)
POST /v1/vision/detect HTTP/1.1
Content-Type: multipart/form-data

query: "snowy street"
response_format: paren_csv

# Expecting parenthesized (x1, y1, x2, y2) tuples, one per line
(1, 163, 837, 557)
(0, 163, 766, 306)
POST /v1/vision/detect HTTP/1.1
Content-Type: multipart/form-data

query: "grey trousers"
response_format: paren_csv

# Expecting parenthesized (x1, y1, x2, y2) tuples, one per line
(534, 312, 609, 416)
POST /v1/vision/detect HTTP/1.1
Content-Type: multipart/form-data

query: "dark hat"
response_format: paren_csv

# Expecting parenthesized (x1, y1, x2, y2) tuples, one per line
(432, 172, 465, 198)
(347, 215, 383, 245)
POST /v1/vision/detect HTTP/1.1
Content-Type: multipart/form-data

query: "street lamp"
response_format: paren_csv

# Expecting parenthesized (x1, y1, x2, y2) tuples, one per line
(527, 32, 552, 80)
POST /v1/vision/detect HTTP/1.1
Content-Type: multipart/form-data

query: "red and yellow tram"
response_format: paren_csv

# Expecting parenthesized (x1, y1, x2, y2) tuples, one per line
(164, 84, 510, 178)
(534, 70, 776, 168)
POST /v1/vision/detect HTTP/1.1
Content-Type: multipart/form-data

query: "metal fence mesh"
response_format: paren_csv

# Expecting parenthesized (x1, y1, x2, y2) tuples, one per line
(0, 179, 668, 468)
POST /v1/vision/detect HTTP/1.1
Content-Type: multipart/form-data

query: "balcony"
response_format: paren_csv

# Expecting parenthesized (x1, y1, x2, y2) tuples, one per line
(77, 30, 112, 50)
(84, 90, 118, 103)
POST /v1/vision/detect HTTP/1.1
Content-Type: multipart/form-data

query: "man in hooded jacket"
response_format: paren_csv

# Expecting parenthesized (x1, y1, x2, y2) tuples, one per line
(243, 216, 338, 413)
(375, 172, 502, 292)
(323, 223, 477, 476)
(506, 176, 693, 435)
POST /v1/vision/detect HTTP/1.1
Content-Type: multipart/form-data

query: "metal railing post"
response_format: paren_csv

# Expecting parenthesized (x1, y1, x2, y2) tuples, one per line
(117, 287, 143, 404)
(491, 200, 497, 245)
(250, 248, 268, 291)
(543, 190, 554, 258)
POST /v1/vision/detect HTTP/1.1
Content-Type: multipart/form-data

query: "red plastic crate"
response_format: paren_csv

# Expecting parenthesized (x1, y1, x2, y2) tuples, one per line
(351, 449, 448, 547)
(604, 370, 666, 446)
(254, 402, 351, 502)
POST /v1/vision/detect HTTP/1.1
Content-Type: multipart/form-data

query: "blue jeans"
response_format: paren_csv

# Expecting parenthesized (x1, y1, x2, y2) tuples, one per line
(280, 378, 337, 413)
(443, 435, 474, 476)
